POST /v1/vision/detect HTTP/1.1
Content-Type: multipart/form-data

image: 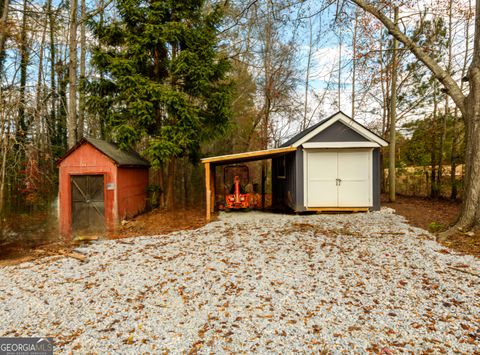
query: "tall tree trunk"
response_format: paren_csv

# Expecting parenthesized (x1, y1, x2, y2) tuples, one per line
(57, 60, 68, 151)
(158, 165, 165, 208)
(388, 7, 398, 202)
(165, 158, 176, 210)
(438, 0, 454, 197)
(34, 17, 47, 141)
(430, 81, 439, 198)
(379, 40, 388, 136)
(77, 0, 86, 139)
(457, 4, 480, 229)
(98, 0, 106, 139)
(0, 104, 9, 215)
(451, 0, 472, 201)
(450, 109, 459, 201)
(302, 17, 313, 130)
(17, 0, 29, 146)
(351, 10, 358, 119)
(47, 0, 56, 155)
(183, 158, 189, 207)
(337, 31, 342, 110)
(0, 0, 9, 78)
(67, 0, 78, 148)
(460, 90, 480, 231)
(438, 104, 448, 193)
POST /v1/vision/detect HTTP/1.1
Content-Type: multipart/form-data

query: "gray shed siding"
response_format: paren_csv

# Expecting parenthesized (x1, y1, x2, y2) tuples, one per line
(272, 152, 297, 209)
(272, 121, 383, 212)
(272, 150, 306, 211)
(308, 121, 369, 143)
(273, 148, 381, 212)
(372, 147, 381, 211)
(294, 149, 305, 211)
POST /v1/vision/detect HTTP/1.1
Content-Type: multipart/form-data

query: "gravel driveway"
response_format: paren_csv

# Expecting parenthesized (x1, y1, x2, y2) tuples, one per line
(0, 209, 479, 353)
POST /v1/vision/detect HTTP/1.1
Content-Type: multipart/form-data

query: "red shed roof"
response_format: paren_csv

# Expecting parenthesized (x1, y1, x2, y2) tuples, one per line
(57, 137, 150, 168)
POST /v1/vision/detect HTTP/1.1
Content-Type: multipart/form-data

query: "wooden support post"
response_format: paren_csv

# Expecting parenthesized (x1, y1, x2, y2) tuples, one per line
(210, 164, 215, 213)
(205, 162, 211, 222)
(261, 161, 266, 209)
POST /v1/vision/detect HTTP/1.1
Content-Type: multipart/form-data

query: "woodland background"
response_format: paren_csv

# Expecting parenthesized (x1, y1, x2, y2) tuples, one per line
(0, 0, 473, 222)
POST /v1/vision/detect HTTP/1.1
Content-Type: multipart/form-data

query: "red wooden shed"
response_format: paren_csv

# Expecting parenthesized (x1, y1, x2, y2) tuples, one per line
(57, 137, 150, 237)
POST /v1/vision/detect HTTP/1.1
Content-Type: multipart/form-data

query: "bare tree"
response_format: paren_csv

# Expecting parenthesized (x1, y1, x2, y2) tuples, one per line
(350, 0, 480, 236)
(0, 0, 9, 78)
(451, 0, 472, 200)
(68, 0, 78, 148)
(351, 10, 358, 119)
(17, 0, 29, 147)
(388, 6, 398, 202)
(78, 0, 86, 139)
(302, 17, 314, 130)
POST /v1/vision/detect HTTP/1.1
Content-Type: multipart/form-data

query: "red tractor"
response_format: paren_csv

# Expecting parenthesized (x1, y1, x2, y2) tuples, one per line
(224, 165, 250, 210)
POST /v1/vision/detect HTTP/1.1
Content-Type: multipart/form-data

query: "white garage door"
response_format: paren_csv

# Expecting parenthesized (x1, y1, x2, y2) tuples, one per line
(306, 150, 372, 207)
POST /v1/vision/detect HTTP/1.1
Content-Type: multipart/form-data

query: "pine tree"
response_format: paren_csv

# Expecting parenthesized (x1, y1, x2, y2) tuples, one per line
(89, 0, 232, 164)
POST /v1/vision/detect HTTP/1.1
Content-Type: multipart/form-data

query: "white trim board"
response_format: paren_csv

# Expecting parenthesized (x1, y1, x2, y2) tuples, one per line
(302, 142, 380, 148)
(293, 112, 388, 148)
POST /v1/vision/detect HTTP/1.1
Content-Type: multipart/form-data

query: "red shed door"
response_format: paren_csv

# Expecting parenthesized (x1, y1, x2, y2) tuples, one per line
(71, 175, 105, 235)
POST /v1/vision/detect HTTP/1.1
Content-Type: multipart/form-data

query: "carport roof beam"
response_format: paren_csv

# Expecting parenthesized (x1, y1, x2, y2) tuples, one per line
(201, 146, 297, 166)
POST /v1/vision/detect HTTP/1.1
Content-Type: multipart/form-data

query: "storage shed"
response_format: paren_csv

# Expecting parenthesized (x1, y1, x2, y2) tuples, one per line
(57, 137, 150, 237)
(202, 111, 388, 221)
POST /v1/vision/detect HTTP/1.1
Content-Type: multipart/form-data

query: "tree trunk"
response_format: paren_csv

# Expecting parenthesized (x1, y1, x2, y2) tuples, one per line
(34, 17, 47, 141)
(0, 104, 9, 215)
(351, 10, 358, 119)
(47, 0, 56, 155)
(67, 0, 78, 148)
(430, 82, 439, 198)
(165, 158, 176, 210)
(449, 109, 459, 201)
(0, 0, 9, 78)
(438, 0, 454, 197)
(451, 0, 472, 200)
(78, 0, 86, 139)
(438, 105, 448, 193)
(337, 31, 342, 110)
(57, 62, 68, 151)
(183, 158, 189, 207)
(302, 17, 313, 130)
(17, 0, 29, 146)
(388, 7, 398, 203)
(456, 73, 480, 231)
(158, 165, 165, 208)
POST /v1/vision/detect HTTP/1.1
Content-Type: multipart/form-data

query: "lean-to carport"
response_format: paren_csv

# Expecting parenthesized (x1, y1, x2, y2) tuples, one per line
(201, 147, 297, 221)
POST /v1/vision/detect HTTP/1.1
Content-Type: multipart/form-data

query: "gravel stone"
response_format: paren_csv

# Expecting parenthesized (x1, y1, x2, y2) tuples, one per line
(0, 208, 479, 353)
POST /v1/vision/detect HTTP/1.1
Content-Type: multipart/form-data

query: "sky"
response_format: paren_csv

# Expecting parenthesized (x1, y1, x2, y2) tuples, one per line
(275, 0, 474, 142)
(1, 0, 473, 145)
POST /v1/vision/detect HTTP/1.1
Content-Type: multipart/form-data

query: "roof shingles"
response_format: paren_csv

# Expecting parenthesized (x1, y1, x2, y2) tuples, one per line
(58, 137, 150, 167)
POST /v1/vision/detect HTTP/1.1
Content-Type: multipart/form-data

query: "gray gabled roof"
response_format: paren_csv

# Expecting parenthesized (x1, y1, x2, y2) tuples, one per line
(280, 112, 338, 147)
(281, 111, 388, 147)
(58, 137, 150, 168)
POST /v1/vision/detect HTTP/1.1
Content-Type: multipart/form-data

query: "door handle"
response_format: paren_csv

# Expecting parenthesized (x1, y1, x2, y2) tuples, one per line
(336, 178, 342, 186)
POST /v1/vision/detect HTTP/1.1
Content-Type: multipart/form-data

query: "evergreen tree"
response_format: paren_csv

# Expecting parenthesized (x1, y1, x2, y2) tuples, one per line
(89, 0, 232, 166)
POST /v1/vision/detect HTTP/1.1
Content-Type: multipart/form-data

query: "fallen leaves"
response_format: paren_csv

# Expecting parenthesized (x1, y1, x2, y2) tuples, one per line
(1, 210, 479, 353)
